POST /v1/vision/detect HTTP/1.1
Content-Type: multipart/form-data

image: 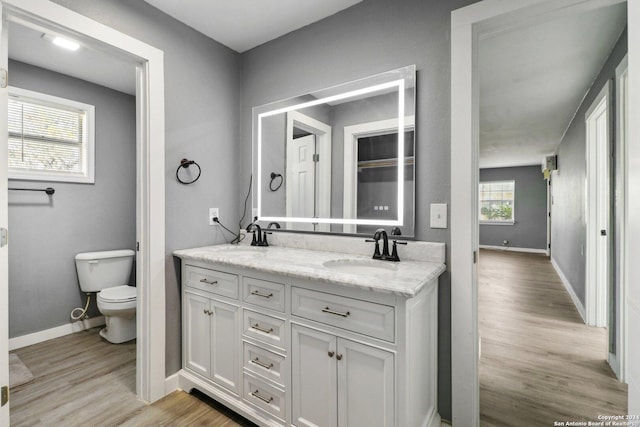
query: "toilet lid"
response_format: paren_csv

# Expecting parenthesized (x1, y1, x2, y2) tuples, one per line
(99, 285, 136, 302)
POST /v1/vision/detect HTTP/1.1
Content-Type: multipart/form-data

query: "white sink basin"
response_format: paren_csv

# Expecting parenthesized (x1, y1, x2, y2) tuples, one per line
(322, 259, 399, 275)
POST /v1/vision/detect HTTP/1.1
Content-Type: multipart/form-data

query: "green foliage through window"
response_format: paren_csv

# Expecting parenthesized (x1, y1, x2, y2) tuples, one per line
(479, 181, 515, 222)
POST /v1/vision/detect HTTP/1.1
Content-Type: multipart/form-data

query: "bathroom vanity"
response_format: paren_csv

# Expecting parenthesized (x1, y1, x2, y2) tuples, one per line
(174, 236, 445, 427)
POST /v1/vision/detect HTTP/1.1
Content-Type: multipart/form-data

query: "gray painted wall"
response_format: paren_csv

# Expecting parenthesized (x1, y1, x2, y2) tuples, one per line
(240, 0, 477, 419)
(479, 166, 547, 250)
(50, 0, 242, 375)
(551, 29, 627, 306)
(8, 60, 136, 338)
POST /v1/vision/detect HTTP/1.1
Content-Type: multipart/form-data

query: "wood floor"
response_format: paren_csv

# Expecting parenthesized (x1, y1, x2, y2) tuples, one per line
(479, 249, 627, 426)
(9, 328, 256, 426)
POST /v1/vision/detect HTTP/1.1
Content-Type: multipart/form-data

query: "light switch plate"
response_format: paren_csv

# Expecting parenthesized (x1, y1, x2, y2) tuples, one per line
(430, 203, 447, 229)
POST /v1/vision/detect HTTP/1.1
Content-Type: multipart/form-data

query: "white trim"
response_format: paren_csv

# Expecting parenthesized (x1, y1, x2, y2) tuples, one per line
(450, 1, 627, 424)
(479, 245, 547, 254)
(612, 54, 628, 382)
(7, 85, 95, 184)
(284, 111, 332, 232)
(342, 116, 415, 233)
(9, 316, 105, 351)
(164, 372, 180, 395)
(627, 0, 640, 411)
(0, 0, 166, 404)
(585, 80, 611, 328)
(551, 257, 586, 323)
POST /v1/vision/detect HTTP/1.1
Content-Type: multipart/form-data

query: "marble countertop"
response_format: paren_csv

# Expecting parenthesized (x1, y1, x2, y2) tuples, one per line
(173, 244, 446, 297)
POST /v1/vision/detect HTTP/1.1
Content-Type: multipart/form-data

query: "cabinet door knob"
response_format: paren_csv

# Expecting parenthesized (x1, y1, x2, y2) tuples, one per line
(336, 353, 343, 361)
(328, 351, 335, 358)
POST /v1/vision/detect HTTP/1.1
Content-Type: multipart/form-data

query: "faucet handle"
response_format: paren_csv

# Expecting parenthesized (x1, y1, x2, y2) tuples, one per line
(365, 239, 382, 259)
(389, 240, 407, 262)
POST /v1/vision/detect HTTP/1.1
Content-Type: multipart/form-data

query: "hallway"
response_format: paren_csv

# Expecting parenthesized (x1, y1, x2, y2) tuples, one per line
(479, 249, 627, 426)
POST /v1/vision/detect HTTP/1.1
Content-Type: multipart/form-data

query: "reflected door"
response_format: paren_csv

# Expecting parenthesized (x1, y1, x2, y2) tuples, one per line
(287, 134, 317, 231)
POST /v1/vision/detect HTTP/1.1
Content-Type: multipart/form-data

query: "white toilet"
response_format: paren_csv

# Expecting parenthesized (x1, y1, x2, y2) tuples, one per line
(75, 249, 136, 344)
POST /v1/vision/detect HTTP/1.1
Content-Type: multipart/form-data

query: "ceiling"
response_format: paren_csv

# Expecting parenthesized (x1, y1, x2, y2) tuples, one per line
(479, 3, 627, 169)
(143, 0, 363, 53)
(8, 21, 137, 95)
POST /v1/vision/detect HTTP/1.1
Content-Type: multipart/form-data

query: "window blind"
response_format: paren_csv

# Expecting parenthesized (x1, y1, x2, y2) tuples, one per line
(8, 95, 85, 174)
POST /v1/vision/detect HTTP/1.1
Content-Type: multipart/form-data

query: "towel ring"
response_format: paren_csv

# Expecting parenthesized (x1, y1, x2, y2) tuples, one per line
(176, 158, 201, 184)
(269, 172, 283, 191)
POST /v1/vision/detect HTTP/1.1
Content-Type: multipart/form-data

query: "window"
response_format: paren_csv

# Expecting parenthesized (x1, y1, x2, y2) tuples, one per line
(479, 180, 515, 224)
(8, 87, 95, 183)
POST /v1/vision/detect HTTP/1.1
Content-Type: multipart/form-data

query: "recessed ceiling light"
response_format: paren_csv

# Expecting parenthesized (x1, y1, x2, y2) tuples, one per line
(51, 36, 80, 51)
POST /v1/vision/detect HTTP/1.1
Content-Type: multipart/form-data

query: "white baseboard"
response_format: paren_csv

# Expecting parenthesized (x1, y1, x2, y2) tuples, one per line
(165, 372, 181, 395)
(551, 257, 586, 323)
(479, 244, 547, 254)
(9, 316, 106, 351)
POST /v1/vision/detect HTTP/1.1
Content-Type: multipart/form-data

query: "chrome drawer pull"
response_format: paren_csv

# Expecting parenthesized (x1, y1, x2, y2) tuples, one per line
(322, 307, 350, 317)
(251, 357, 274, 370)
(199, 278, 218, 285)
(251, 290, 274, 299)
(251, 389, 273, 404)
(253, 323, 274, 334)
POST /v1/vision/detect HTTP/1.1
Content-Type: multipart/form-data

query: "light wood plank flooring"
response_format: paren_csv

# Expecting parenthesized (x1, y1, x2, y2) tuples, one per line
(479, 249, 627, 426)
(9, 328, 257, 426)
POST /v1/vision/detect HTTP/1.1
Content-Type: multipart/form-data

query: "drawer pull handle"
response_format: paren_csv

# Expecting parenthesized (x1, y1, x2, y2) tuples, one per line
(253, 323, 274, 334)
(322, 307, 350, 317)
(251, 357, 274, 370)
(251, 290, 274, 299)
(199, 278, 218, 285)
(251, 390, 273, 404)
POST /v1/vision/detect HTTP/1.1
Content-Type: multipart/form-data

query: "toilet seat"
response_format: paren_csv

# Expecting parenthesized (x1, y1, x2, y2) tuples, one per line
(97, 285, 136, 303)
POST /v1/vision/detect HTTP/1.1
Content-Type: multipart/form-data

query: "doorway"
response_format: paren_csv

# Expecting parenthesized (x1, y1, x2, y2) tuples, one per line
(0, 2, 166, 422)
(451, 0, 638, 424)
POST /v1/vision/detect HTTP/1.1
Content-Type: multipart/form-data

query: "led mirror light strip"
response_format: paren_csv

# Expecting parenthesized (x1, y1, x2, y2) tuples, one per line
(257, 78, 406, 226)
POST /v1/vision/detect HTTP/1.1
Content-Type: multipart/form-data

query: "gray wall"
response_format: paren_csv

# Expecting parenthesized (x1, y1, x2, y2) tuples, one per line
(551, 29, 627, 306)
(240, 0, 478, 419)
(8, 60, 136, 337)
(51, 0, 242, 375)
(479, 166, 547, 250)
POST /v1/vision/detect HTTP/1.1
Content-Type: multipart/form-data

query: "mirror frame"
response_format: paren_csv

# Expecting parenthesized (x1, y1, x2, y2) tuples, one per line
(253, 66, 415, 231)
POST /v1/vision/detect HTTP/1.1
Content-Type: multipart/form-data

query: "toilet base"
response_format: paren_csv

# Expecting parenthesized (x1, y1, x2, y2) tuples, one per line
(100, 314, 136, 343)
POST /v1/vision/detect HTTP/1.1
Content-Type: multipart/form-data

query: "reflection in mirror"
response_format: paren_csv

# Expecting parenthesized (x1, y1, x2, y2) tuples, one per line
(253, 65, 415, 237)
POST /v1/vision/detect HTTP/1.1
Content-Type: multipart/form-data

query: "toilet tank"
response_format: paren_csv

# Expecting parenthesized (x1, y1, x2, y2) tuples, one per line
(75, 249, 135, 292)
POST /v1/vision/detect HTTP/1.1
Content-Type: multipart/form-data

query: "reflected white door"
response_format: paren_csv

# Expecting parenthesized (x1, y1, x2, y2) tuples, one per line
(0, 11, 9, 424)
(287, 135, 316, 231)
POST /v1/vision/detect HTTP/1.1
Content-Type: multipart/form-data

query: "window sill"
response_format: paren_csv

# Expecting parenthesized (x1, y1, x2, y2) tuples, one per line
(479, 221, 515, 226)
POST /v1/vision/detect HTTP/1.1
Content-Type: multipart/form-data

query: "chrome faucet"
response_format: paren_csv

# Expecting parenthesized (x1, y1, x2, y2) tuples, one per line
(246, 223, 269, 246)
(366, 228, 407, 261)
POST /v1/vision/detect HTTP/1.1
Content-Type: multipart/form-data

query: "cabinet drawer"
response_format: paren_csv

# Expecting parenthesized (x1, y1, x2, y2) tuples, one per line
(243, 310, 286, 351)
(291, 287, 395, 342)
(185, 265, 238, 299)
(242, 277, 285, 312)
(243, 341, 286, 386)
(243, 373, 286, 422)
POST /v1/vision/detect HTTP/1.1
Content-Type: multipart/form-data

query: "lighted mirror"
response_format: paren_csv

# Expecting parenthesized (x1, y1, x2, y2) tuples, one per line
(253, 65, 415, 236)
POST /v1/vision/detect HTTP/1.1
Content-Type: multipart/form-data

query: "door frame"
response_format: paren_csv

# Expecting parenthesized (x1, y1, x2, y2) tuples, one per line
(450, 0, 631, 424)
(585, 81, 612, 329)
(611, 54, 628, 381)
(0, 0, 166, 405)
(342, 116, 415, 234)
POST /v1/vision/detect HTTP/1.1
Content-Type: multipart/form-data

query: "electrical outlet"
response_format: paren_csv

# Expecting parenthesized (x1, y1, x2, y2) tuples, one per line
(209, 208, 219, 226)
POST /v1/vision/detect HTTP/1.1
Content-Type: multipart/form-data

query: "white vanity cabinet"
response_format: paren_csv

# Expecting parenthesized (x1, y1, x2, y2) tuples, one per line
(178, 253, 441, 427)
(183, 289, 240, 394)
(291, 324, 394, 427)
